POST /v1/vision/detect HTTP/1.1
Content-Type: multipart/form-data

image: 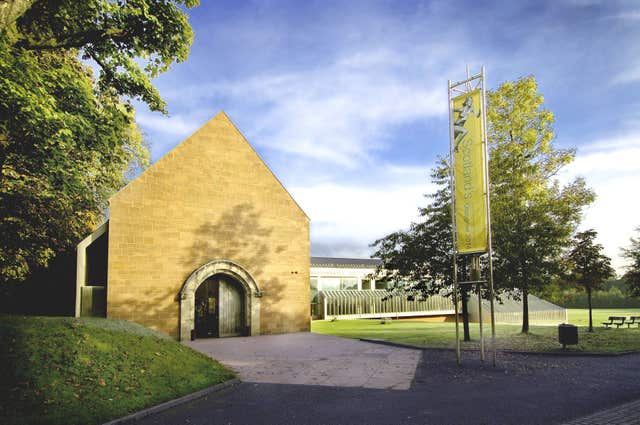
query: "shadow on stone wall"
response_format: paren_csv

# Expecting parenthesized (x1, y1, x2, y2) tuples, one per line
(112, 285, 182, 338)
(183, 203, 288, 306)
(101, 203, 298, 337)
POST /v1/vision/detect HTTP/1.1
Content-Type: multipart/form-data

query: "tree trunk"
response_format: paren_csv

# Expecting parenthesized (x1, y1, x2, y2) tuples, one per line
(588, 287, 593, 332)
(461, 287, 471, 341)
(521, 286, 529, 333)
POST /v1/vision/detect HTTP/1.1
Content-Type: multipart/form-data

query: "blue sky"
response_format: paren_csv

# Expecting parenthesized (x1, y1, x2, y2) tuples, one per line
(134, 0, 640, 272)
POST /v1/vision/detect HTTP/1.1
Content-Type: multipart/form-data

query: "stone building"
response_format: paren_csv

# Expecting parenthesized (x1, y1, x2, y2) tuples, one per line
(75, 112, 310, 340)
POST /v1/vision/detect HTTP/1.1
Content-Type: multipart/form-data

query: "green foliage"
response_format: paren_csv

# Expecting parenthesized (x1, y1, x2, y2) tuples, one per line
(372, 158, 455, 296)
(0, 0, 34, 31)
(565, 230, 615, 293)
(535, 283, 640, 309)
(536, 278, 627, 308)
(0, 316, 234, 425)
(622, 227, 640, 297)
(488, 76, 595, 332)
(0, 0, 197, 284)
(0, 37, 148, 283)
(563, 229, 615, 330)
(371, 159, 478, 340)
(8, 0, 198, 112)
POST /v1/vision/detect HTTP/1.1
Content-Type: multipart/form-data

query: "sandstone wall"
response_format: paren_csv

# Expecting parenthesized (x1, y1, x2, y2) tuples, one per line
(106, 112, 310, 338)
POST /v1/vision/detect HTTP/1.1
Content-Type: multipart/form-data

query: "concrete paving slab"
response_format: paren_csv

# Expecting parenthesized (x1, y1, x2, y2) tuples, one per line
(185, 332, 420, 390)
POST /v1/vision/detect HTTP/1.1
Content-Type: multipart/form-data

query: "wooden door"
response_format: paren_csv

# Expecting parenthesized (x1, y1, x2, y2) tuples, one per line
(195, 278, 219, 338)
(218, 277, 245, 337)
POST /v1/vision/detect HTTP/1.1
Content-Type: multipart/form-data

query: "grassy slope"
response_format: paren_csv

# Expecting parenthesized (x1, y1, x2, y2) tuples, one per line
(312, 308, 640, 353)
(0, 316, 235, 425)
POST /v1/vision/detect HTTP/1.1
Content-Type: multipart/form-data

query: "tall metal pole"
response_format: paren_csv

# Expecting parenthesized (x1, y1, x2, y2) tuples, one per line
(481, 65, 497, 367)
(467, 65, 485, 363)
(474, 255, 485, 361)
(448, 79, 461, 366)
(453, 255, 461, 365)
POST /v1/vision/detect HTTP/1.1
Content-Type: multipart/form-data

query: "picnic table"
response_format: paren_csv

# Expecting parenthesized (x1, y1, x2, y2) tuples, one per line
(627, 316, 640, 328)
(602, 316, 626, 328)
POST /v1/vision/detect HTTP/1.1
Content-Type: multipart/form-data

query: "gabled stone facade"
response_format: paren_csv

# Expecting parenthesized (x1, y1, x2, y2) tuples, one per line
(103, 112, 310, 339)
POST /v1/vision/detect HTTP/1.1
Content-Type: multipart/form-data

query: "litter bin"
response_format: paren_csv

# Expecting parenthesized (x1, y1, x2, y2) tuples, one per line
(558, 324, 578, 349)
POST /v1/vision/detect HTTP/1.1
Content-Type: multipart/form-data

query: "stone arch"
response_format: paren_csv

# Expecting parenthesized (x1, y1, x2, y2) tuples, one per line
(179, 260, 261, 341)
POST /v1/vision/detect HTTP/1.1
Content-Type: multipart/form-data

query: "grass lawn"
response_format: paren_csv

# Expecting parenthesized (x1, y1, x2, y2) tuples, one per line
(567, 308, 640, 326)
(312, 308, 640, 354)
(0, 316, 235, 425)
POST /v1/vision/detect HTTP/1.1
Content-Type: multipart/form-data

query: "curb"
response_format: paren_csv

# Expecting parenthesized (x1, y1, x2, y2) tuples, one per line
(359, 338, 640, 357)
(360, 338, 484, 352)
(359, 338, 434, 350)
(503, 349, 640, 357)
(102, 378, 240, 425)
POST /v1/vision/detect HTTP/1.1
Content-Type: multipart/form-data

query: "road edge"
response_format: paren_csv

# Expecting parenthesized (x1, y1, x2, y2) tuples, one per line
(102, 378, 240, 425)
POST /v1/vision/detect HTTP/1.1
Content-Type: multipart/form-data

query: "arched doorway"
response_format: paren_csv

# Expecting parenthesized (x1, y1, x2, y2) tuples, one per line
(179, 260, 262, 341)
(195, 274, 246, 338)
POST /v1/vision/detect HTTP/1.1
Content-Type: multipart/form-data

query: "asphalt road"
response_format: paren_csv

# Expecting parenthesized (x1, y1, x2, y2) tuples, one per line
(136, 349, 640, 425)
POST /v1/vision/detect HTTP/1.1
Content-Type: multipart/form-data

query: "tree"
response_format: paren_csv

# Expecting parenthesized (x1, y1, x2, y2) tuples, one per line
(372, 158, 477, 341)
(622, 227, 640, 298)
(4, 0, 198, 112)
(0, 1, 198, 284)
(372, 76, 594, 335)
(565, 229, 615, 331)
(488, 76, 594, 333)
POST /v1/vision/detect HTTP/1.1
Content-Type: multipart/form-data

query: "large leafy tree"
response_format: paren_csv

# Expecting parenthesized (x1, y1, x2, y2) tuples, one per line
(622, 227, 640, 298)
(564, 229, 615, 331)
(488, 76, 594, 333)
(372, 76, 594, 334)
(372, 159, 476, 341)
(0, 0, 198, 284)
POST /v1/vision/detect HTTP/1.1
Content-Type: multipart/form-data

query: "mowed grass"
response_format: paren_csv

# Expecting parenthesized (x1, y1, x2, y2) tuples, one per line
(312, 308, 640, 354)
(0, 316, 235, 425)
(567, 308, 640, 326)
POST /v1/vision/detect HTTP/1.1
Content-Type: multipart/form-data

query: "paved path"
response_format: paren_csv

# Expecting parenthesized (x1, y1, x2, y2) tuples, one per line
(137, 335, 640, 425)
(186, 332, 421, 390)
(563, 398, 640, 425)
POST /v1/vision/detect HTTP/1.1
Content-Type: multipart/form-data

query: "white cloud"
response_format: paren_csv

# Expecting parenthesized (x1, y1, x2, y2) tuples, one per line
(562, 134, 640, 273)
(135, 112, 202, 137)
(604, 10, 640, 21)
(612, 65, 640, 85)
(160, 47, 454, 167)
(231, 64, 444, 166)
(292, 180, 432, 258)
(289, 162, 435, 258)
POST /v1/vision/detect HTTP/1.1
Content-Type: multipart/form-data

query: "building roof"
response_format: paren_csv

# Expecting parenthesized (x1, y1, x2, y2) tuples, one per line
(310, 257, 382, 268)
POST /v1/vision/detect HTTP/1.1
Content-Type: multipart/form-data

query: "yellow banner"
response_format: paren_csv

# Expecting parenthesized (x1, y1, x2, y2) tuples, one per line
(452, 89, 487, 254)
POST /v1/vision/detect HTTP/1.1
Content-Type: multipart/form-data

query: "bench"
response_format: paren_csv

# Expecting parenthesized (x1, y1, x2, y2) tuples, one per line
(627, 316, 640, 328)
(602, 316, 626, 328)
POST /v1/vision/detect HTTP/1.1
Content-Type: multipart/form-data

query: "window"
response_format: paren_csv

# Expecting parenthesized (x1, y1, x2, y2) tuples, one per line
(321, 277, 341, 290)
(318, 277, 358, 290)
(340, 277, 358, 290)
(375, 280, 388, 290)
(361, 279, 371, 290)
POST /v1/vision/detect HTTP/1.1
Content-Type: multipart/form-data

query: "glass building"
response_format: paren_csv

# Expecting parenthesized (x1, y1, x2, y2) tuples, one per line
(310, 257, 383, 318)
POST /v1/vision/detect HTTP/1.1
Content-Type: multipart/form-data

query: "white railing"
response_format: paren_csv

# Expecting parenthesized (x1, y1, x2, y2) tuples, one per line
(319, 289, 455, 320)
